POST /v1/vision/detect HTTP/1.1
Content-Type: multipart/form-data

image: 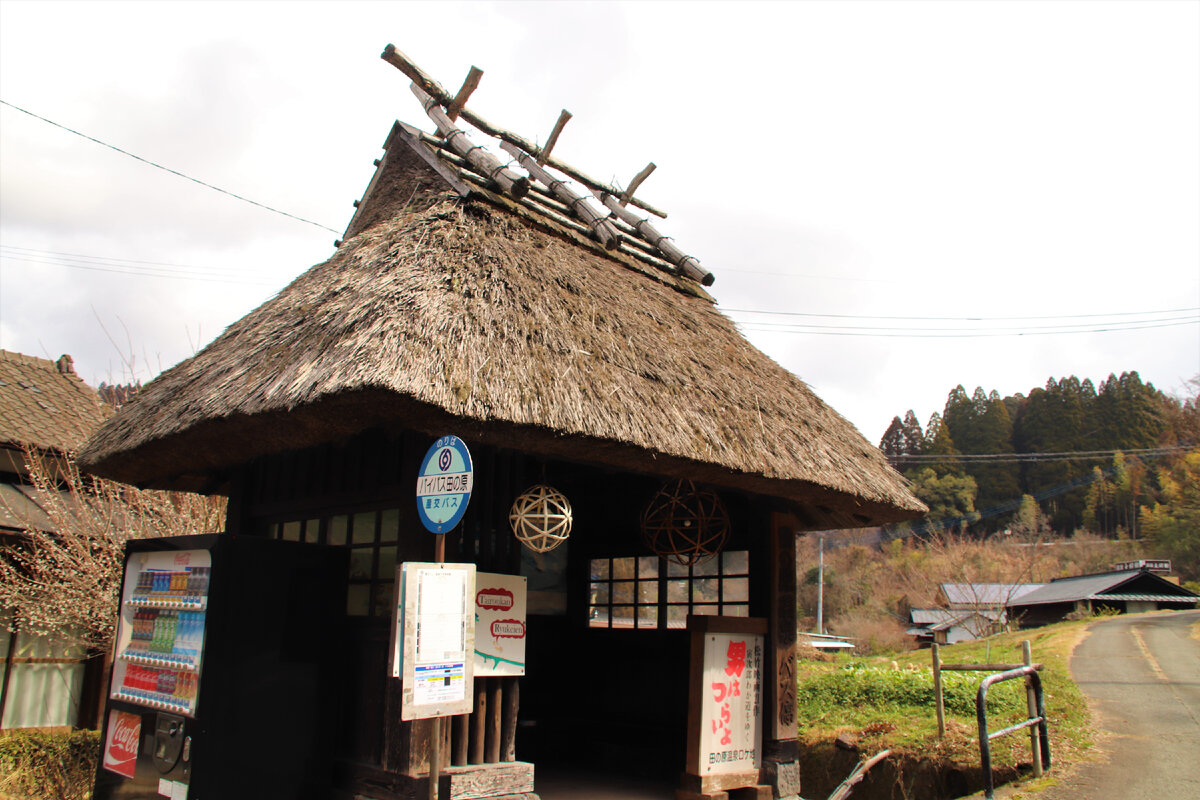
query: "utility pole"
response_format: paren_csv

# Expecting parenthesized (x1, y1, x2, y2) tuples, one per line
(816, 533, 824, 636)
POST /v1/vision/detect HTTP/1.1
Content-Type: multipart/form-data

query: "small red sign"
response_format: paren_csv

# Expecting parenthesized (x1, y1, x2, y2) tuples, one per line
(490, 619, 526, 639)
(103, 709, 141, 779)
(476, 587, 514, 611)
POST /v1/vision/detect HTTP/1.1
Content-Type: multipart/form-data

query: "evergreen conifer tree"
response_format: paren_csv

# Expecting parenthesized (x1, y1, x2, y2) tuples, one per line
(923, 412, 963, 478)
(880, 416, 907, 463)
(1013, 377, 1090, 532)
(901, 411, 925, 455)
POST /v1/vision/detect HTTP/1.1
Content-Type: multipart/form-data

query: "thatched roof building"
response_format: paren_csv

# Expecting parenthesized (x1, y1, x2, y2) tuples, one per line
(80, 118, 920, 531)
(82, 48, 926, 800)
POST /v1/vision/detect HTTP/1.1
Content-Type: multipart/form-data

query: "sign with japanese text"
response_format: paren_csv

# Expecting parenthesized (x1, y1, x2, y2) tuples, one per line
(699, 632, 763, 775)
(102, 708, 141, 778)
(474, 572, 527, 677)
(394, 562, 476, 719)
(415, 435, 474, 533)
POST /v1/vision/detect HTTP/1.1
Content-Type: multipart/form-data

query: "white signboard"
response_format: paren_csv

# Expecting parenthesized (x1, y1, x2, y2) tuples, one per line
(699, 632, 763, 775)
(394, 562, 476, 720)
(474, 573, 527, 677)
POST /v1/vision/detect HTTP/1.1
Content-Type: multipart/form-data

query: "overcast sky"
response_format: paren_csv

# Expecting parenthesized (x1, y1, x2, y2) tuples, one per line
(1, 0, 1197, 443)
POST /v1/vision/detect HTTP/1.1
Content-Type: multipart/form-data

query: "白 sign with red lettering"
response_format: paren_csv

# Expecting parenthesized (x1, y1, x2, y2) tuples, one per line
(474, 572, 527, 676)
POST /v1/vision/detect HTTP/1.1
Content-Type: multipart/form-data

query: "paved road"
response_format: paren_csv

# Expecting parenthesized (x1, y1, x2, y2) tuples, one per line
(1036, 609, 1200, 800)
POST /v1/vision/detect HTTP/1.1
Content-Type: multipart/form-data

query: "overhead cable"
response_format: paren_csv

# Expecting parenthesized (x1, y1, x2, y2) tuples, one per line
(0, 99, 341, 235)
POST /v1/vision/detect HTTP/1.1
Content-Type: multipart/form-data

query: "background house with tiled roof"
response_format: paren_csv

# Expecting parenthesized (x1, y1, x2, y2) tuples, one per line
(906, 607, 1004, 646)
(0, 349, 109, 732)
(1006, 567, 1199, 627)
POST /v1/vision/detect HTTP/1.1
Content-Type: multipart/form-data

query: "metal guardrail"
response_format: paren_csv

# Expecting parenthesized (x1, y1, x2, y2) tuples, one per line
(976, 665, 1051, 799)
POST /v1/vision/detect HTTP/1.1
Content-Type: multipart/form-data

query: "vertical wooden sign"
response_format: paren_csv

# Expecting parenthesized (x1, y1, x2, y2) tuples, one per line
(769, 517, 799, 741)
(684, 616, 768, 795)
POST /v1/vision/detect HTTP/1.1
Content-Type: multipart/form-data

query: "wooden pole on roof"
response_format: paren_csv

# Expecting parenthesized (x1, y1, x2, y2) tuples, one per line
(621, 162, 656, 204)
(537, 110, 572, 166)
(500, 140, 622, 250)
(381, 44, 668, 219)
(596, 192, 713, 285)
(447, 67, 483, 121)
(410, 84, 530, 200)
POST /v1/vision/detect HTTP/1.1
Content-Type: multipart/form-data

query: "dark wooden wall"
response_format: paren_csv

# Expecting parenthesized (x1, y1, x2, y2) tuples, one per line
(225, 427, 777, 782)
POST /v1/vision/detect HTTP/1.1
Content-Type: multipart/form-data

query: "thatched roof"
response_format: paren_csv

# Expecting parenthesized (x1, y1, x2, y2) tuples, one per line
(0, 350, 109, 455)
(79, 106, 923, 528)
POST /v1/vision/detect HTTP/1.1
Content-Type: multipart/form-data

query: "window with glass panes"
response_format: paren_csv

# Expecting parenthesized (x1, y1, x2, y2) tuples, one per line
(266, 508, 401, 618)
(588, 551, 749, 629)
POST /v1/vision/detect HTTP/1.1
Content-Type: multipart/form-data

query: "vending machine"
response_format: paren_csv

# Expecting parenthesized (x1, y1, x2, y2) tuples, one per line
(94, 533, 347, 800)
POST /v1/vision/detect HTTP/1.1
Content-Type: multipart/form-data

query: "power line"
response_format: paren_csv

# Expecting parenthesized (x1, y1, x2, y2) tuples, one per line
(889, 445, 1193, 465)
(0, 99, 341, 235)
(0, 245, 245, 274)
(734, 318, 1198, 338)
(0, 247, 273, 286)
(737, 314, 1196, 334)
(724, 306, 1200, 322)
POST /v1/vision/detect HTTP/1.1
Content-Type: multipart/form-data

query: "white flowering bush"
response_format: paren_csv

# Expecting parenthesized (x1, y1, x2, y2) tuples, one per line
(0, 446, 226, 650)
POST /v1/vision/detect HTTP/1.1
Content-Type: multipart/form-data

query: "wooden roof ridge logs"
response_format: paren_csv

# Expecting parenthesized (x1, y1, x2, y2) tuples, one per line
(380, 43, 715, 287)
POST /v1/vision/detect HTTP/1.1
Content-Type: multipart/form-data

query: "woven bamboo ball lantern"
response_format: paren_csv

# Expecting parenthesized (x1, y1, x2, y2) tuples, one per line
(641, 479, 730, 566)
(509, 484, 573, 553)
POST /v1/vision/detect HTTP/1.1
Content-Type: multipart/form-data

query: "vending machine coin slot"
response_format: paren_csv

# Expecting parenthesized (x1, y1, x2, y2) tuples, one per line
(152, 713, 185, 774)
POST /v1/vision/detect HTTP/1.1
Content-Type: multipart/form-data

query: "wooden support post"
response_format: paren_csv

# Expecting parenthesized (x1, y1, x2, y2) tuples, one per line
(486, 677, 503, 763)
(501, 677, 519, 762)
(932, 643, 945, 738)
(470, 680, 487, 764)
(429, 717, 441, 800)
(762, 515, 801, 800)
(453, 713, 469, 767)
(428, 531, 447, 800)
(1023, 640, 1042, 778)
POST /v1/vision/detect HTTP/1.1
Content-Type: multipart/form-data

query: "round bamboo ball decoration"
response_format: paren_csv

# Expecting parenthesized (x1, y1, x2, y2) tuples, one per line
(641, 480, 730, 566)
(509, 484, 573, 553)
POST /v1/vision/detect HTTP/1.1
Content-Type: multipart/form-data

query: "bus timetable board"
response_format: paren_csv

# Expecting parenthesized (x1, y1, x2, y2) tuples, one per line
(392, 562, 476, 720)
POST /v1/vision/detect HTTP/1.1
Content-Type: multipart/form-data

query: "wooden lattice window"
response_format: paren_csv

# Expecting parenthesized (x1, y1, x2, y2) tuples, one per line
(267, 508, 401, 618)
(588, 551, 749, 630)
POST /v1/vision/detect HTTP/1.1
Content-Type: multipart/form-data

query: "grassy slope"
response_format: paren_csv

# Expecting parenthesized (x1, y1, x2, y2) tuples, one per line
(796, 619, 1094, 788)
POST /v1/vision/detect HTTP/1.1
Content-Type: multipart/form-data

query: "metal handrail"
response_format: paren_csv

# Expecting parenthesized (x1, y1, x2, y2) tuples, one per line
(976, 665, 1051, 799)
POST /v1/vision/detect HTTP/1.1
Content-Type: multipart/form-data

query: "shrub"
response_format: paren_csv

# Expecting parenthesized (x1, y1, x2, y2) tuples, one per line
(0, 729, 99, 800)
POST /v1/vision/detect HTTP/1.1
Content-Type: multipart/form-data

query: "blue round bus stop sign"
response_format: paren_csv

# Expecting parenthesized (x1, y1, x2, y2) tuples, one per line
(416, 435, 474, 533)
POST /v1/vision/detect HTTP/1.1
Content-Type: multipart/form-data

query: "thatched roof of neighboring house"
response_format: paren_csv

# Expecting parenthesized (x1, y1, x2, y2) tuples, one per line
(79, 50, 924, 529)
(0, 351, 108, 456)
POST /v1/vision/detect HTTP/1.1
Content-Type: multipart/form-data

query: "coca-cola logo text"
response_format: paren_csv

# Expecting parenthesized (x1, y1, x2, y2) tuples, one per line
(110, 714, 139, 755)
(103, 710, 141, 778)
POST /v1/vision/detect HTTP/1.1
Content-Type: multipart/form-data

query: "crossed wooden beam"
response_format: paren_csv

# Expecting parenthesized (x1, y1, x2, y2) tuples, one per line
(381, 44, 712, 287)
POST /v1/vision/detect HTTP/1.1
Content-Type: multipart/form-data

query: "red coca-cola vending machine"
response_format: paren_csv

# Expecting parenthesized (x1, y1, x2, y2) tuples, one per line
(94, 533, 346, 800)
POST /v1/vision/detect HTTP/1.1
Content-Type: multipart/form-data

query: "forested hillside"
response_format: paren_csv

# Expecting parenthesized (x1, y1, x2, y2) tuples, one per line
(879, 372, 1199, 579)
